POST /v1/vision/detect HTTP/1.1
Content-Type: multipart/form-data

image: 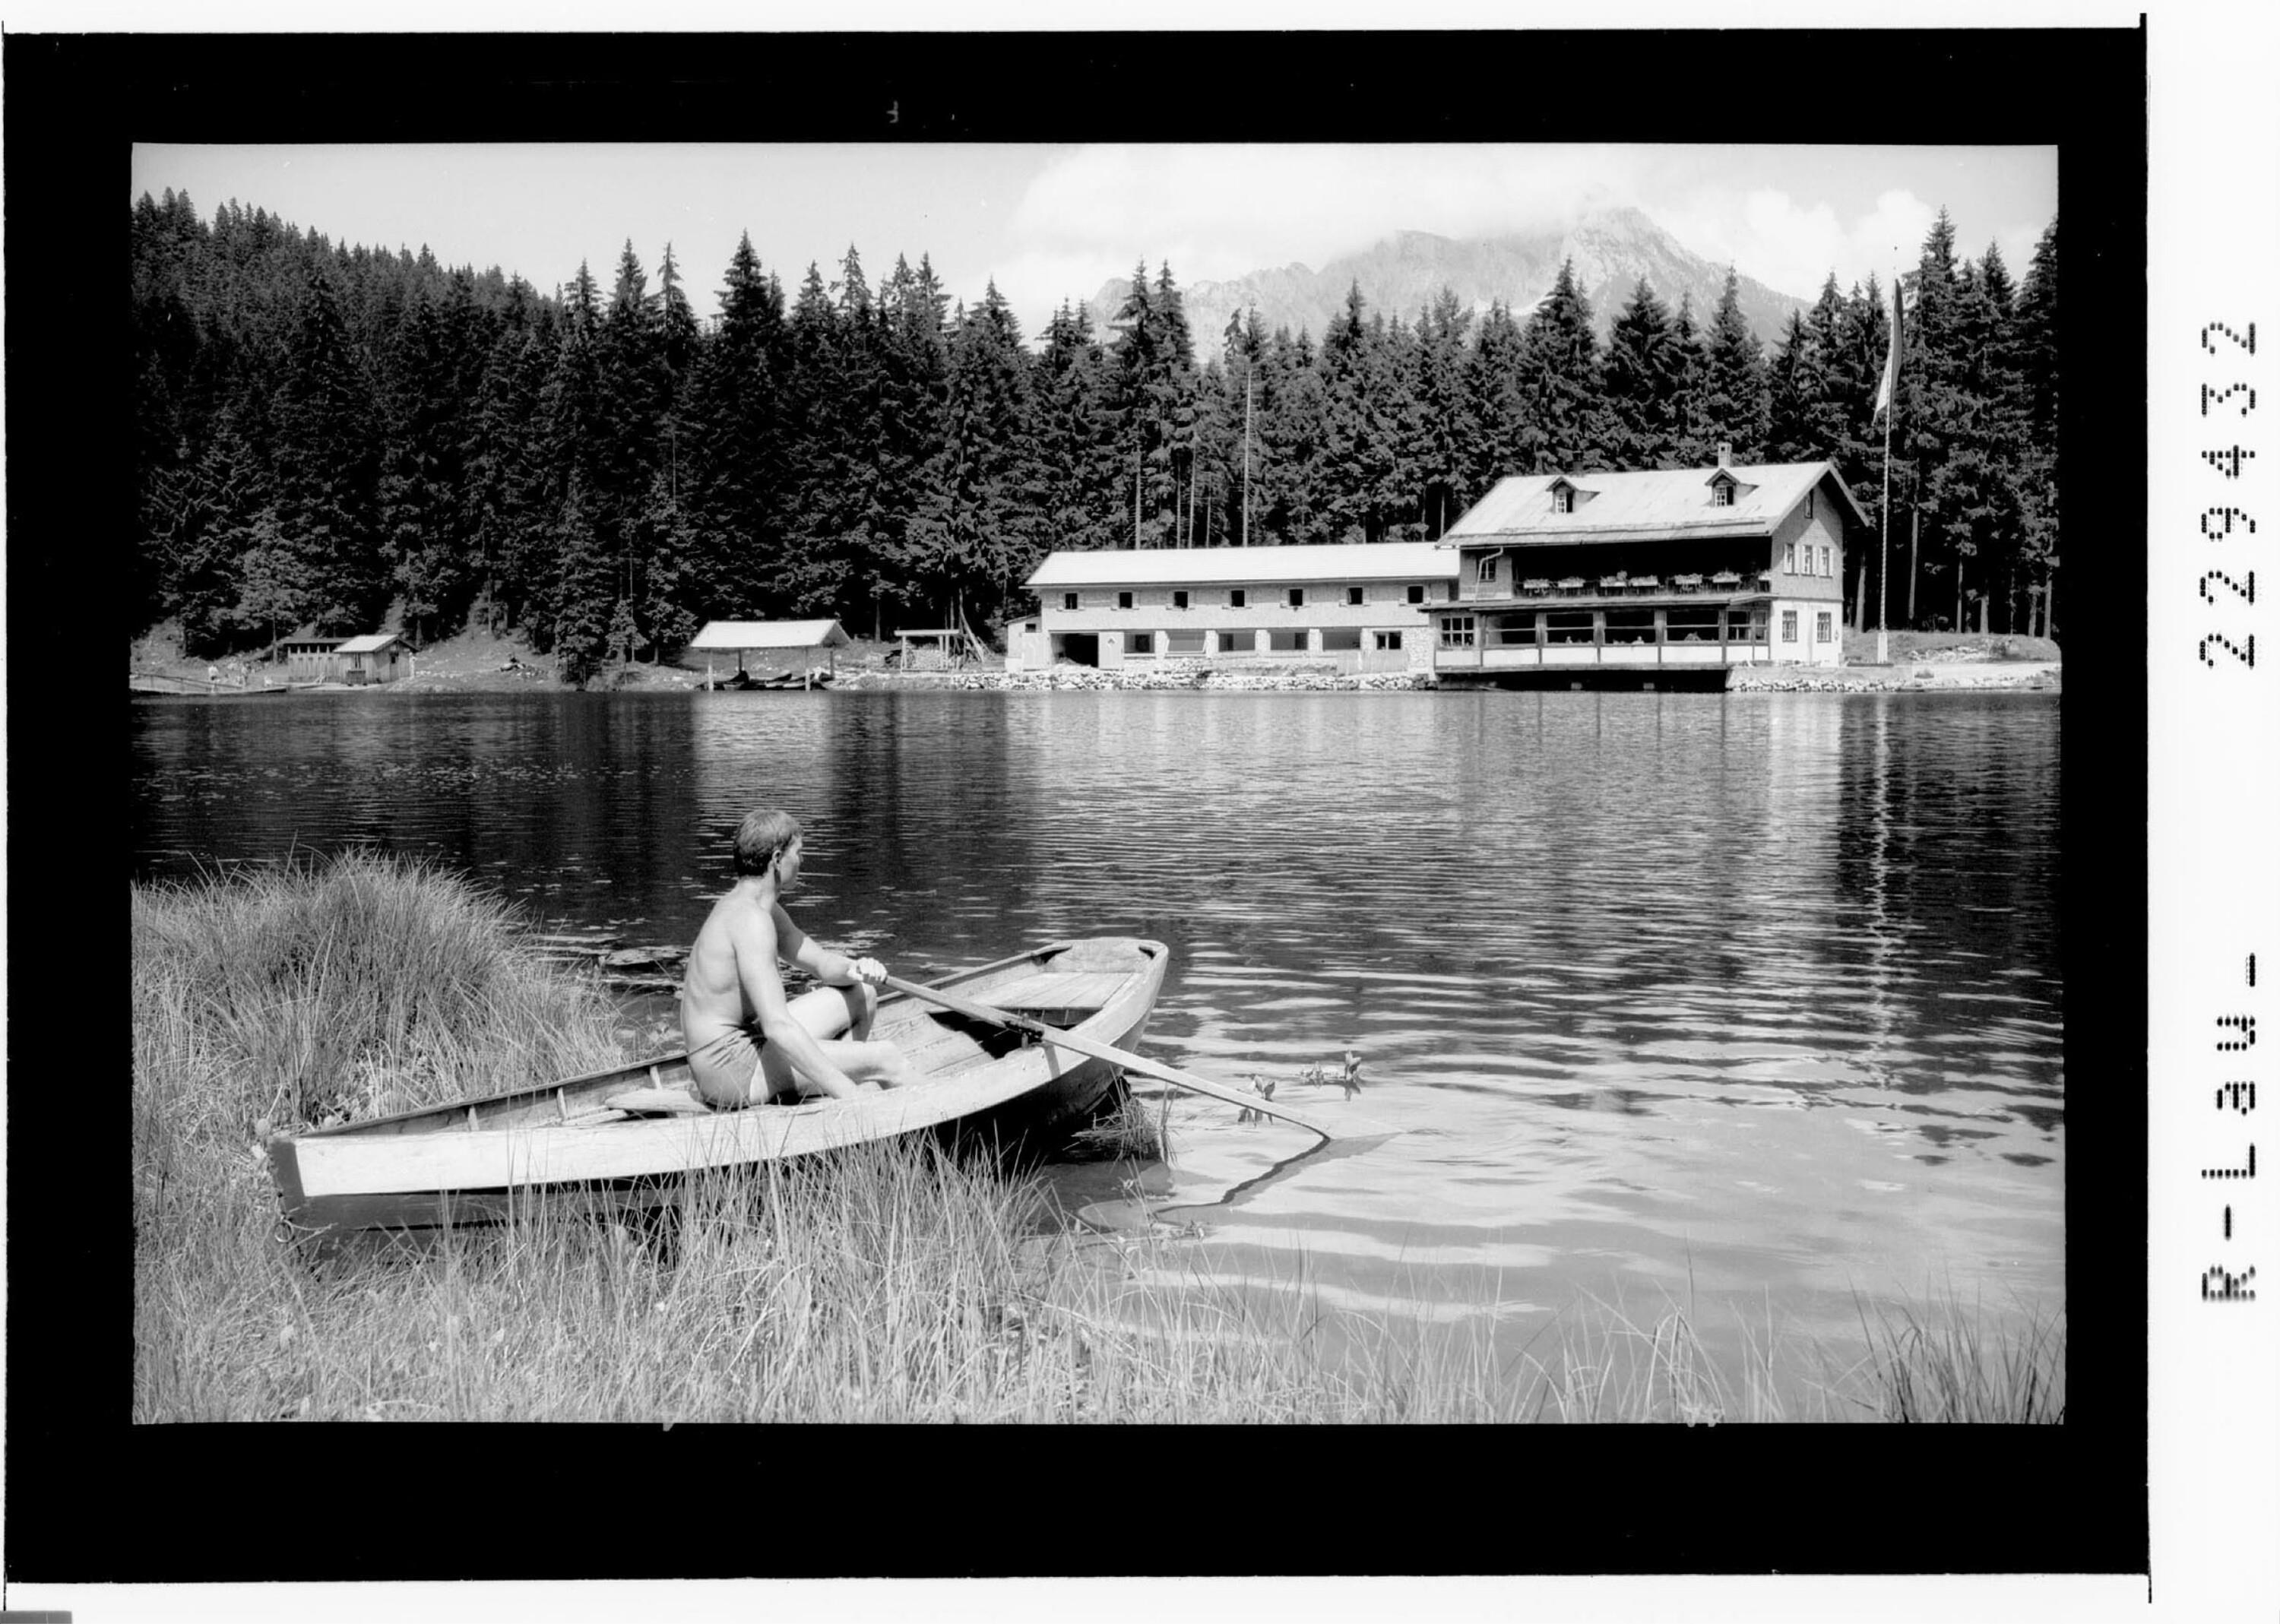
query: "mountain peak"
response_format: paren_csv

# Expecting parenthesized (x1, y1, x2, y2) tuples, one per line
(1087, 206, 1807, 362)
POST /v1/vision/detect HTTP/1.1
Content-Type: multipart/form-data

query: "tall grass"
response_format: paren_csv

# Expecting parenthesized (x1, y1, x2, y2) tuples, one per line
(131, 856, 2065, 1423)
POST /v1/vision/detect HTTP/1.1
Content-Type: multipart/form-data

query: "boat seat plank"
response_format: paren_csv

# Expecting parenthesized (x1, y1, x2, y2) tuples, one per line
(968, 970, 1128, 1012)
(1046, 940, 1151, 973)
(602, 1087, 711, 1116)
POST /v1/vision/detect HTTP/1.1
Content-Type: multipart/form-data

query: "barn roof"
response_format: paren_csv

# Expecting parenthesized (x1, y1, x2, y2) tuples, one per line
(688, 619, 853, 650)
(1441, 461, 1871, 548)
(334, 633, 413, 654)
(1027, 541, 1451, 590)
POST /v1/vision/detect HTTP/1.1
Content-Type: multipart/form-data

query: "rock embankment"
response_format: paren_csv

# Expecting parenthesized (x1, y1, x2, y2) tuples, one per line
(1729, 662, 2061, 693)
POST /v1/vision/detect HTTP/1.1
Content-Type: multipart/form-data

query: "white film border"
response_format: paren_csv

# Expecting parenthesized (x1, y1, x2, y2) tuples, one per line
(2150, 2, 2280, 1620)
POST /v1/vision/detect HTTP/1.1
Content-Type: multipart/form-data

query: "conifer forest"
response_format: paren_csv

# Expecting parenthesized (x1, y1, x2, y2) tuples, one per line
(131, 189, 2060, 682)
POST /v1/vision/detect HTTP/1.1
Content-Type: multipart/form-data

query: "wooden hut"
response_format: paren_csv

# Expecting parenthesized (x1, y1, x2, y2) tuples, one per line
(334, 633, 416, 685)
(687, 620, 852, 689)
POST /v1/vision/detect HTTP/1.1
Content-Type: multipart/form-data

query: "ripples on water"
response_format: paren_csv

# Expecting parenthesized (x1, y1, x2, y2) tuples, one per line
(133, 688, 2063, 1385)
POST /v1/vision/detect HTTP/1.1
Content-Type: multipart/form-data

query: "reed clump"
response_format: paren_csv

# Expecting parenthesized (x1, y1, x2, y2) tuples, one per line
(1066, 1081, 1176, 1162)
(132, 850, 622, 1133)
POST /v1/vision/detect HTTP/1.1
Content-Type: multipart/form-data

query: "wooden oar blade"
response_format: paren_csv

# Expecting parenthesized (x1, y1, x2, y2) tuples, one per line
(882, 972, 1397, 1146)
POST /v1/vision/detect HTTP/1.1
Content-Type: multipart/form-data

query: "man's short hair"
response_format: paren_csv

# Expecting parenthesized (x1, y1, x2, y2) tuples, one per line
(733, 809, 803, 876)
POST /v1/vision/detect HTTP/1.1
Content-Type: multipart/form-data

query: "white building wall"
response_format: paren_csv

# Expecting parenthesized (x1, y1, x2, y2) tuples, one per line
(1024, 576, 1447, 672)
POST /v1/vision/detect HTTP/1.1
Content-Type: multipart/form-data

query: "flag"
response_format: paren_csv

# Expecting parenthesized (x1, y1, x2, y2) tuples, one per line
(1873, 274, 1903, 422)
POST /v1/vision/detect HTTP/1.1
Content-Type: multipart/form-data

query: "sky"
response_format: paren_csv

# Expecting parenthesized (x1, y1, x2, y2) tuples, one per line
(131, 141, 2057, 342)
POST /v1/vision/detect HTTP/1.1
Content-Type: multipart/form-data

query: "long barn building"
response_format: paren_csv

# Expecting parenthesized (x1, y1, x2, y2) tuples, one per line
(1006, 541, 1449, 675)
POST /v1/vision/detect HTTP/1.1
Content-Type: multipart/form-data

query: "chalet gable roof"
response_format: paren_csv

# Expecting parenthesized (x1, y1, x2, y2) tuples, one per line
(1440, 461, 1870, 547)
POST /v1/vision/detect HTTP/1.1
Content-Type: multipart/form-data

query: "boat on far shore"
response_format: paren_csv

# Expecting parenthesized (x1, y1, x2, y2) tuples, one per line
(267, 936, 1168, 1241)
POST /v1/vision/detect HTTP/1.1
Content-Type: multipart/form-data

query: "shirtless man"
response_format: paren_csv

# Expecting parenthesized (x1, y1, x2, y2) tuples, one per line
(680, 809, 926, 1107)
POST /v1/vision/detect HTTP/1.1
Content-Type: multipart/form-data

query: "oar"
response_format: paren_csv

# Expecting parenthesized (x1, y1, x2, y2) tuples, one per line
(881, 974, 1395, 1145)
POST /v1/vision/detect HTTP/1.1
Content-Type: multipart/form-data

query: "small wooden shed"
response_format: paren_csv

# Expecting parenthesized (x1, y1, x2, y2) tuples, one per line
(335, 633, 416, 685)
(688, 619, 852, 689)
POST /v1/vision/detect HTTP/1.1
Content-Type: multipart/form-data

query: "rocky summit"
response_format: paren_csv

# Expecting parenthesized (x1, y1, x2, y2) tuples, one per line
(1088, 206, 1810, 363)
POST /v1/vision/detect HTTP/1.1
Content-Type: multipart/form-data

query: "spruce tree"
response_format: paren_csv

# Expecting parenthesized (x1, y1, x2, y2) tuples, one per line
(1667, 291, 1712, 466)
(1512, 259, 1611, 473)
(910, 283, 1043, 629)
(377, 285, 470, 645)
(2014, 220, 2060, 637)
(1602, 277, 1681, 467)
(1033, 300, 1121, 558)
(1320, 281, 1400, 543)
(1765, 309, 1826, 464)
(871, 253, 952, 614)
(1258, 328, 1333, 546)
(1462, 299, 1529, 492)
(274, 261, 386, 631)
(550, 473, 616, 685)
(1699, 267, 1772, 461)
(682, 234, 791, 616)
(1407, 287, 1474, 537)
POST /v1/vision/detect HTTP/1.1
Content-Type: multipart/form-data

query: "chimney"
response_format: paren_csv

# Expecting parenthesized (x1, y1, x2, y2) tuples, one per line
(1716, 441, 1732, 469)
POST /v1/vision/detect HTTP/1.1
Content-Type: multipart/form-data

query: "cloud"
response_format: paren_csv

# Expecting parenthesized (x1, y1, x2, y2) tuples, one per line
(1008, 144, 1653, 285)
(1653, 185, 1940, 299)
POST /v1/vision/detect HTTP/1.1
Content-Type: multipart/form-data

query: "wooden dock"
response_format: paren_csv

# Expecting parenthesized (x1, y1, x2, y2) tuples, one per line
(130, 671, 298, 699)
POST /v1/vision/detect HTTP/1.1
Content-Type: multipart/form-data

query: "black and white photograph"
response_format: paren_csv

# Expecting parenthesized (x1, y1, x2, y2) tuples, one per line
(6, 7, 2271, 1619)
(119, 134, 2073, 1413)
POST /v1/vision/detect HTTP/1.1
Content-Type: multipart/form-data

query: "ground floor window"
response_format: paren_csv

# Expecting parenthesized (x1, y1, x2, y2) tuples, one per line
(1544, 610, 1596, 645)
(1321, 626, 1362, 652)
(1438, 615, 1477, 648)
(1781, 610, 1798, 644)
(1492, 616, 1537, 646)
(1166, 629, 1205, 654)
(1666, 606, 1721, 643)
(1268, 628, 1309, 652)
(1815, 611, 1833, 644)
(1129, 632, 1154, 654)
(1373, 630, 1404, 651)
(1727, 609, 1767, 644)
(1604, 608, 1657, 645)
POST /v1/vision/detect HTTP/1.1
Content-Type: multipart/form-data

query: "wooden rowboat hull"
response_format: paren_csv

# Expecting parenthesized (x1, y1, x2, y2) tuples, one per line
(267, 937, 1167, 1239)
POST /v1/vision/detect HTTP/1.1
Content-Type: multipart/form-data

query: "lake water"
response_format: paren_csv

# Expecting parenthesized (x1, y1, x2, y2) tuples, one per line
(131, 687, 2064, 1398)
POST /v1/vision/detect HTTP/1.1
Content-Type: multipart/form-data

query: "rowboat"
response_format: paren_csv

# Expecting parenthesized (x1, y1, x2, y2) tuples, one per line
(267, 936, 1168, 1240)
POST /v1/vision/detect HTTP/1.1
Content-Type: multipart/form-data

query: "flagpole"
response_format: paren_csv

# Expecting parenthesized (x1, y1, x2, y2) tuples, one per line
(1878, 382, 1892, 666)
(1876, 270, 1899, 666)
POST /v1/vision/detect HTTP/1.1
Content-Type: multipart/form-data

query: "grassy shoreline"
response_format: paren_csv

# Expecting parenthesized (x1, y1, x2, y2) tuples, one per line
(132, 854, 2063, 1422)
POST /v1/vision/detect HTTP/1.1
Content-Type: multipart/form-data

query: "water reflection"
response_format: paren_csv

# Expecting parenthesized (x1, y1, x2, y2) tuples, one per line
(133, 687, 2063, 1376)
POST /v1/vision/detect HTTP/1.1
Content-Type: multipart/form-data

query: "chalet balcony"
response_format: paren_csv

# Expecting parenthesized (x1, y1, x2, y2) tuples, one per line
(1470, 570, 1772, 612)
(1432, 601, 1777, 671)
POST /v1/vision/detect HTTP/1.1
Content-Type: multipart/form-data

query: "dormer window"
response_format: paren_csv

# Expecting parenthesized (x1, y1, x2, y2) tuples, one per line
(1711, 480, 1735, 508)
(1475, 553, 1500, 584)
(1553, 486, 1575, 514)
